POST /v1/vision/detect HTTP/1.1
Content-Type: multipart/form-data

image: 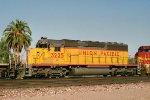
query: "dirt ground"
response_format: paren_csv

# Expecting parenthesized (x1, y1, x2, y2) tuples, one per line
(1, 82, 150, 100)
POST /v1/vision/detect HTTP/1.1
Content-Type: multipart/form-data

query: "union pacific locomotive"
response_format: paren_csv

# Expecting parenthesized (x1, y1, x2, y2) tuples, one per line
(0, 37, 150, 78)
(24, 37, 150, 78)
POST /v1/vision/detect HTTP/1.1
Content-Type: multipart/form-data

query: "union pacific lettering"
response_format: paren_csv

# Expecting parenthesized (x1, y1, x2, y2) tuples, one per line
(100, 51, 119, 56)
(81, 50, 119, 56)
(82, 50, 97, 55)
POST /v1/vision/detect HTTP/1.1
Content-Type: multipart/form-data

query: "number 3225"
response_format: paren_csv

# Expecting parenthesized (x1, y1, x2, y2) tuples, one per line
(50, 53, 64, 58)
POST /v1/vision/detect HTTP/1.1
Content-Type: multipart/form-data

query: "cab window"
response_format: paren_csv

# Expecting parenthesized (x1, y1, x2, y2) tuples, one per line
(55, 47, 61, 51)
(39, 44, 47, 48)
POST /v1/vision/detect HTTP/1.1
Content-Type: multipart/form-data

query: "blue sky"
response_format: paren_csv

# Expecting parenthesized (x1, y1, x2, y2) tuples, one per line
(0, 0, 150, 57)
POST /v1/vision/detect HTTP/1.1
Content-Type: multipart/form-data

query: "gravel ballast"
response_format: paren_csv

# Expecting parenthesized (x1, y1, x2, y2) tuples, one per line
(1, 82, 150, 100)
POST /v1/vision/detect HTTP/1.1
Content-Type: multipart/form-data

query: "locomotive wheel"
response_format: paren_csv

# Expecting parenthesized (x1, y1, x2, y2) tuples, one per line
(103, 75, 107, 77)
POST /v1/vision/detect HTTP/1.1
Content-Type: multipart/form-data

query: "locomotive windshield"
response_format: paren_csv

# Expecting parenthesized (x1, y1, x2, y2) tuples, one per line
(37, 44, 48, 48)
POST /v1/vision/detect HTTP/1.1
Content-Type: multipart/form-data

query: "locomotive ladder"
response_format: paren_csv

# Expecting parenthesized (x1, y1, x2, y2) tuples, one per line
(137, 61, 142, 75)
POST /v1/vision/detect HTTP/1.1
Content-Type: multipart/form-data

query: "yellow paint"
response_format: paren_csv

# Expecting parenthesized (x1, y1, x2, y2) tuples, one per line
(27, 47, 128, 65)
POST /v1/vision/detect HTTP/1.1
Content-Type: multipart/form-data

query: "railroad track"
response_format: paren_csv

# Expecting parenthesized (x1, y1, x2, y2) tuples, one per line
(0, 76, 150, 89)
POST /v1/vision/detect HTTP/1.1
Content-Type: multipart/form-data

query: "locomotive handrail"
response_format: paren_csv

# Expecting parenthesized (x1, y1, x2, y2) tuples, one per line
(69, 54, 129, 65)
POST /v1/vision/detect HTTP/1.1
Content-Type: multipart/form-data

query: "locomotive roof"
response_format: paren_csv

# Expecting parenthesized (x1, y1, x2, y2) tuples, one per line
(138, 46, 150, 50)
(36, 37, 128, 51)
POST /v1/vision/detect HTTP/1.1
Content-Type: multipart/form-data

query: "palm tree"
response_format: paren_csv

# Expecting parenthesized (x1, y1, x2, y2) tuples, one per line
(3, 19, 32, 64)
(0, 37, 10, 63)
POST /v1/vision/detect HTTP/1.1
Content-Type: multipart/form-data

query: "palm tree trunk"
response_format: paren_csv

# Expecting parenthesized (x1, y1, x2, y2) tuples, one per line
(13, 49, 17, 70)
(17, 51, 21, 64)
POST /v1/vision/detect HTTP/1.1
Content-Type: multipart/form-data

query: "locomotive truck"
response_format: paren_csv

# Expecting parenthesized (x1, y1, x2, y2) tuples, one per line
(0, 37, 150, 78)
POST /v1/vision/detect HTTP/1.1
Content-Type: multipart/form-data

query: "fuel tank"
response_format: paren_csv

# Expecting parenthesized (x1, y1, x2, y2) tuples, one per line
(70, 67, 111, 75)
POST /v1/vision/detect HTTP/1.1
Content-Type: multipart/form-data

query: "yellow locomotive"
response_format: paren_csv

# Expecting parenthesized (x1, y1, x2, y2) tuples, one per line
(26, 37, 136, 78)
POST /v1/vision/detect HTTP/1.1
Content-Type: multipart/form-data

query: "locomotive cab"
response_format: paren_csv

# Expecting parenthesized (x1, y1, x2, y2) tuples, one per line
(27, 37, 65, 66)
(36, 37, 51, 50)
(135, 46, 150, 65)
(26, 37, 66, 78)
(135, 46, 150, 75)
